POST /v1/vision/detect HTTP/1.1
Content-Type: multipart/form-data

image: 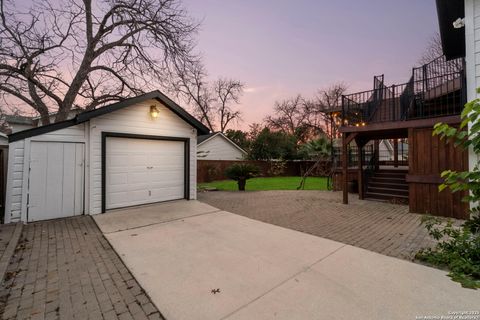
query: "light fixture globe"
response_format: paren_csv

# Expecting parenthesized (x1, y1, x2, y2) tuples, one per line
(150, 105, 160, 119)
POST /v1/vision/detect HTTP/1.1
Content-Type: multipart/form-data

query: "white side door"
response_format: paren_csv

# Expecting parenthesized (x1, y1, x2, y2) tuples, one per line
(106, 137, 185, 210)
(28, 142, 84, 222)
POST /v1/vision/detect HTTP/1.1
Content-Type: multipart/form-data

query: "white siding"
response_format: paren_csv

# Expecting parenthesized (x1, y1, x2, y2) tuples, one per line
(88, 99, 197, 214)
(31, 124, 86, 142)
(4, 140, 25, 223)
(4, 124, 86, 223)
(466, 0, 480, 101)
(4, 99, 199, 222)
(466, 0, 480, 182)
(197, 135, 246, 160)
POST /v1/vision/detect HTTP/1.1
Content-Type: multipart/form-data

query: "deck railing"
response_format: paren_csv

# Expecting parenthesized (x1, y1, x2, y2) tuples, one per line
(341, 56, 466, 127)
(332, 145, 408, 168)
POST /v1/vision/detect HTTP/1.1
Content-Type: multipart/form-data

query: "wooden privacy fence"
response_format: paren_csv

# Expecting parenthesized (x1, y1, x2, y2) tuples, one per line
(197, 160, 331, 183)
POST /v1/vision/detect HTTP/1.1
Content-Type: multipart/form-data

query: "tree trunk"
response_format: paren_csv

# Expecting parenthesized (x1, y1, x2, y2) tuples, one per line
(237, 179, 246, 191)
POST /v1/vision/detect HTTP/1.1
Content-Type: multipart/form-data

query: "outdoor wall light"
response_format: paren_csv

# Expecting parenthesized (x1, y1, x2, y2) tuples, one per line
(150, 105, 160, 119)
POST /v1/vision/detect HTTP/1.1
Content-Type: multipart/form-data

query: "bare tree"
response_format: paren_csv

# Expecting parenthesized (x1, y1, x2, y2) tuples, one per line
(315, 82, 348, 139)
(265, 95, 306, 134)
(214, 78, 243, 132)
(418, 32, 462, 74)
(0, 0, 200, 124)
(175, 62, 243, 132)
(418, 33, 444, 66)
(264, 95, 321, 143)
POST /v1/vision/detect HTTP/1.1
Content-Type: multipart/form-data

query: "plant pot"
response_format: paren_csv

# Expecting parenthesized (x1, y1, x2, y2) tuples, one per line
(347, 180, 358, 193)
(237, 179, 246, 191)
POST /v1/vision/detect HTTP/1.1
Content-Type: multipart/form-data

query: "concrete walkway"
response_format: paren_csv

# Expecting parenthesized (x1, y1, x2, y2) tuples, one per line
(95, 200, 480, 320)
(199, 190, 437, 260)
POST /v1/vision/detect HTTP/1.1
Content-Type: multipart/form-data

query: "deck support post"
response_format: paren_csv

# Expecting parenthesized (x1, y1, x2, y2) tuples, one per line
(357, 142, 364, 200)
(393, 139, 399, 167)
(342, 133, 348, 204)
(374, 140, 380, 170)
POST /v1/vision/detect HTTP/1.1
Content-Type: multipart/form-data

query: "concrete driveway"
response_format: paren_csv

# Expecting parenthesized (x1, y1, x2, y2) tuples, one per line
(94, 200, 480, 320)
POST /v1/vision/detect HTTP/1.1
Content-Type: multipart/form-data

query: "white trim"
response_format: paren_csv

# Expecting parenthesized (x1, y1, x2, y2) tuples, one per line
(30, 136, 86, 143)
(20, 138, 31, 223)
(3, 145, 15, 224)
(465, 0, 476, 102)
(197, 132, 247, 155)
(84, 122, 90, 215)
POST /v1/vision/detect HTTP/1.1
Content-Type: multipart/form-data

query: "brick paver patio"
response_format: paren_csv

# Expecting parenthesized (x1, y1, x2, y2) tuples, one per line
(0, 224, 16, 261)
(0, 216, 164, 320)
(198, 190, 438, 261)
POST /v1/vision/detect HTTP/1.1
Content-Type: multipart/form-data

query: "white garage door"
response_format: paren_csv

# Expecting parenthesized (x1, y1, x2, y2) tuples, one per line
(106, 137, 185, 210)
(28, 142, 85, 222)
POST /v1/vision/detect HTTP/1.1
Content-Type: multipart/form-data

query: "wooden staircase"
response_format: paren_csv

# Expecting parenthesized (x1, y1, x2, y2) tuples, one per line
(365, 169, 408, 202)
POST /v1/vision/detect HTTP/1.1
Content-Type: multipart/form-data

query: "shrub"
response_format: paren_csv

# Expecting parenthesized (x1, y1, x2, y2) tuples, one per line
(225, 163, 260, 191)
(415, 91, 480, 289)
(416, 215, 480, 289)
(268, 160, 287, 176)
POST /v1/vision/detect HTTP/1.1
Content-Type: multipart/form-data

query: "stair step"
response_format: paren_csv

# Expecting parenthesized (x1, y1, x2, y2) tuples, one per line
(370, 177, 406, 183)
(367, 186, 409, 196)
(376, 170, 408, 173)
(365, 192, 409, 201)
(373, 173, 407, 178)
(368, 182, 408, 190)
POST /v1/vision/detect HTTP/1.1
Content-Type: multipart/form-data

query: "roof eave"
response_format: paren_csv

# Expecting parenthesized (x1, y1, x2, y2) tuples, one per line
(8, 91, 209, 143)
(436, 0, 466, 60)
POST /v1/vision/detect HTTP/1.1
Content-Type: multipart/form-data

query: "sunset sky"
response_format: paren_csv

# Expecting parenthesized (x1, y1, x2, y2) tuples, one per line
(182, 0, 439, 129)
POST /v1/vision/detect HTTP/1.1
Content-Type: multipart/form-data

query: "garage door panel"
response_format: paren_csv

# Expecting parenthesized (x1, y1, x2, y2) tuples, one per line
(108, 173, 128, 186)
(106, 137, 186, 210)
(108, 181, 150, 191)
(150, 186, 184, 202)
(149, 154, 183, 163)
(128, 172, 150, 185)
(107, 190, 150, 208)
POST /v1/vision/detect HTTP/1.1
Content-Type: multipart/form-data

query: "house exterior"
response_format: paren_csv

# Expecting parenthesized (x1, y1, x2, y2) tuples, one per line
(0, 133, 7, 146)
(441, 0, 480, 185)
(4, 109, 84, 134)
(4, 91, 209, 223)
(197, 132, 247, 160)
(337, 29, 469, 218)
(335, 0, 480, 220)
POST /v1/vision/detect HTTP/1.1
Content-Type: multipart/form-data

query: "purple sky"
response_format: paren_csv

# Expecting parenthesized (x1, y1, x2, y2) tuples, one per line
(182, 0, 439, 129)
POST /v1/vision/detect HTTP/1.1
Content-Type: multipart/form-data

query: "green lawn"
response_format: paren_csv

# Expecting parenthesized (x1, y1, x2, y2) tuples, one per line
(198, 176, 329, 191)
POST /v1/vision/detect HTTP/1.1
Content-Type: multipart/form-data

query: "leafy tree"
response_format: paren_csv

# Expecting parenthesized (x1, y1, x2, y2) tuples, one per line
(225, 129, 249, 150)
(248, 127, 297, 160)
(415, 92, 480, 289)
(298, 136, 332, 160)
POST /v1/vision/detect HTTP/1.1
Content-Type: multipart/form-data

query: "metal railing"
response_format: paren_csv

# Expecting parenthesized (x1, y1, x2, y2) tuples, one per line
(341, 56, 466, 127)
(332, 143, 408, 168)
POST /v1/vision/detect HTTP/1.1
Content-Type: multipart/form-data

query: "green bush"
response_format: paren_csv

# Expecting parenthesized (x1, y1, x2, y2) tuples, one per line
(225, 163, 260, 191)
(416, 215, 480, 289)
(415, 91, 480, 289)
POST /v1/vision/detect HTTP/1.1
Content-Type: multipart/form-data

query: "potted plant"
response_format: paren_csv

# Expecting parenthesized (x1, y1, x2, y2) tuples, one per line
(225, 163, 260, 191)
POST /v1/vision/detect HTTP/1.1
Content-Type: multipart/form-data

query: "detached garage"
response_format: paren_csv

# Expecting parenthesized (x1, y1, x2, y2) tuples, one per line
(4, 91, 209, 223)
